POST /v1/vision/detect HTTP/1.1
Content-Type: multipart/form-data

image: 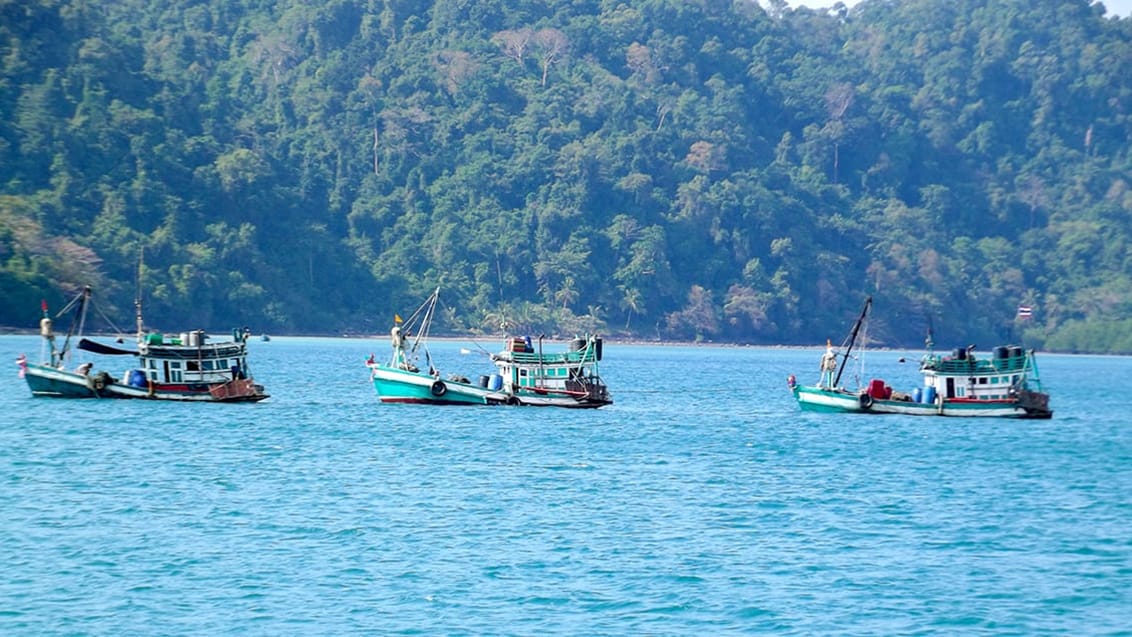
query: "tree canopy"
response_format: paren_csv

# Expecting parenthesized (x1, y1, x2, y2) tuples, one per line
(2, 0, 1130, 352)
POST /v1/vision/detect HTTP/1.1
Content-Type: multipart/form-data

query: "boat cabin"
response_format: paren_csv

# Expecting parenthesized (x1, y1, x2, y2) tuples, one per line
(921, 346, 1037, 401)
(138, 330, 250, 385)
(491, 336, 609, 402)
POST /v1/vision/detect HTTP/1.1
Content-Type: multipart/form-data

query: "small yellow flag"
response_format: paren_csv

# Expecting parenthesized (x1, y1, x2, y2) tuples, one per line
(394, 314, 403, 324)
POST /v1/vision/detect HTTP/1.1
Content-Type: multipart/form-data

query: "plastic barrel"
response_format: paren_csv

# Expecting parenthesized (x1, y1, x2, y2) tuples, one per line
(911, 387, 922, 403)
(489, 374, 503, 391)
(128, 369, 147, 387)
(923, 386, 937, 404)
(478, 375, 490, 388)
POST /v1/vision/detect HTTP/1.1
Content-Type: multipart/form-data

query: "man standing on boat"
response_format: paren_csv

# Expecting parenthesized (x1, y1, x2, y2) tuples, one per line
(819, 340, 838, 388)
(390, 321, 421, 373)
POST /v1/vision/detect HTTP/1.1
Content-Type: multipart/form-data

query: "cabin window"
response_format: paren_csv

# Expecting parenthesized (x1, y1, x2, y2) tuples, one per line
(187, 361, 199, 371)
(203, 360, 214, 371)
(147, 360, 157, 369)
(978, 377, 987, 384)
(170, 361, 182, 369)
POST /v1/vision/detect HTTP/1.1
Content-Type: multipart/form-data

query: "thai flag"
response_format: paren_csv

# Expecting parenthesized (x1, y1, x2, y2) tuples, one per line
(1017, 305, 1033, 319)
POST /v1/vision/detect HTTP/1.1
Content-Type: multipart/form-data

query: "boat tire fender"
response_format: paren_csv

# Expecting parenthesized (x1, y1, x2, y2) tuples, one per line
(89, 372, 110, 392)
(506, 396, 521, 406)
(430, 380, 447, 397)
(859, 393, 873, 410)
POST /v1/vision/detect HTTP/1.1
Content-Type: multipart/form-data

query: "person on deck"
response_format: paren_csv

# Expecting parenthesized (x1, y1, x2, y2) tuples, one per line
(819, 341, 838, 388)
(390, 325, 418, 372)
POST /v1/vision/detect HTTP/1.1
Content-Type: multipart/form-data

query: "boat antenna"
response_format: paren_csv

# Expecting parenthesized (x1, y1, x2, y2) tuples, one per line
(833, 296, 871, 388)
(135, 246, 145, 341)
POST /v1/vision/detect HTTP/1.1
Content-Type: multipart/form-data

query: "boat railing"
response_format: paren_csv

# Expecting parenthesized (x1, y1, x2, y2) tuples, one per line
(922, 352, 1028, 375)
(504, 349, 597, 365)
(141, 342, 246, 359)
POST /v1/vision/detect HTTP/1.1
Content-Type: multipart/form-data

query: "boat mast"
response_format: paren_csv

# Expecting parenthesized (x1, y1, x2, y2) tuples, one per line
(411, 287, 440, 354)
(537, 334, 545, 388)
(51, 287, 91, 368)
(833, 296, 872, 388)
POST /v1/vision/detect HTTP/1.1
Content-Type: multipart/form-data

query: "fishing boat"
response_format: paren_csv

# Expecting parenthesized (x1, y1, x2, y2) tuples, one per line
(18, 286, 268, 402)
(789, 296, 1052, 418)
(366, 287, 612, 408)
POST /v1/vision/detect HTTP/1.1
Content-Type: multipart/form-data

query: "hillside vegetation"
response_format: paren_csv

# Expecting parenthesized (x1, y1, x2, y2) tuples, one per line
(2, 0, 1131, 352)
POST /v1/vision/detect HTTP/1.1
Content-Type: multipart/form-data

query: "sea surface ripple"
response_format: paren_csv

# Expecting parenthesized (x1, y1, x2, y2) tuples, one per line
(1, 336, 1129, 635)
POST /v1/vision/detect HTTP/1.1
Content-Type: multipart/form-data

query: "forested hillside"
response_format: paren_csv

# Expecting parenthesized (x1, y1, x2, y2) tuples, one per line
(2, 0, 1131, 352)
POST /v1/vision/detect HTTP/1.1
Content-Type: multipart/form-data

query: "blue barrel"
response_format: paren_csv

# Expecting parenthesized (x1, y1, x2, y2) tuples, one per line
(488, 374, 503, 391)
(911, 387, 922, 403)
(923, 386, 937, 404)
(128, 369, 147, 387)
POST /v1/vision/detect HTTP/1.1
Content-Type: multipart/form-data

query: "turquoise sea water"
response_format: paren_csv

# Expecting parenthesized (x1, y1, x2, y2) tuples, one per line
(1, 334, 1129, 635)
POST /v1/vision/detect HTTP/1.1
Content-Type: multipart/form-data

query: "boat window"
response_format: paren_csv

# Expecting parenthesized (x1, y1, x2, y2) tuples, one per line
(203, 360, 214, 370)
(219, 360, 228, 370)
(187, 361, 199, 371)
(170, 361, 182, 369)
(519, 369, 528, 377)
(148, 360, 157, 369)
(978, 377, 987, 384)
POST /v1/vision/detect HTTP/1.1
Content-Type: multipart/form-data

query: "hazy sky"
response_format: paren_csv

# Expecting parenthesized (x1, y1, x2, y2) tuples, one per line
(786, 0, 1132, 18)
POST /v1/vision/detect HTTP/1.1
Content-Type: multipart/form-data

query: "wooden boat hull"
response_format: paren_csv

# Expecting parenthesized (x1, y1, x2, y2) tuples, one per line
(506, 387, 612, 408)
(793, 385, 1052, 419)
(369, 364, 499, 405)
(369, 364, 611, 408)
(23, 364, 103, 398)
(24, 363, 268, 402)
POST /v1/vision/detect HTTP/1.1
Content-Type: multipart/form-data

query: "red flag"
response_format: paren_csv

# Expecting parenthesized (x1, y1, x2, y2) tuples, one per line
(41, 299, 48, 312)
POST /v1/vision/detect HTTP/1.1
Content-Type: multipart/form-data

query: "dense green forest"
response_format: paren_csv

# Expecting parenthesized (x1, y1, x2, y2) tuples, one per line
(2, 0, 1131, 352)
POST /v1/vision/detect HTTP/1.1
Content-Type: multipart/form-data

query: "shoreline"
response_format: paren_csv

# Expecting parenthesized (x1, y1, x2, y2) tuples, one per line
(1, 327, 1074, 354)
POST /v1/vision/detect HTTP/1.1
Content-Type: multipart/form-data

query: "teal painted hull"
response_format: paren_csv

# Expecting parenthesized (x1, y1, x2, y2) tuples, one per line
(24, 365, 101, 398)
(370, 365, 491, 405)
(793, 385, 1050, 418)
